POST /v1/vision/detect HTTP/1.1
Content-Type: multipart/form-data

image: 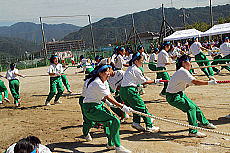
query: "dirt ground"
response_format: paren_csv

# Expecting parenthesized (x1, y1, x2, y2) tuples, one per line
(0, 63, 229, 153)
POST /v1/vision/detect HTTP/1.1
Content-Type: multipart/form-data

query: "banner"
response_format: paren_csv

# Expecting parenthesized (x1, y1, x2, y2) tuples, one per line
(55, 51, 73, 59)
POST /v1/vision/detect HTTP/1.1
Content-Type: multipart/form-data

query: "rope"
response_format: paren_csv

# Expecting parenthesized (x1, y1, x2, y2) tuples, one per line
(144, 58, 230, 65)
(131, 109, 230, 136)
(145, 63, 230, 73)
(158, 80, 230, 84)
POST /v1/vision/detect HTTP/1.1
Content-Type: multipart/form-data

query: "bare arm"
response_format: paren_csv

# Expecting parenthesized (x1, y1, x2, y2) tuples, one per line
(105, 94, 123, 108)
(14, 73, 25, 78)
(192, 79, 208, 85)
(142, 80, 155, 85)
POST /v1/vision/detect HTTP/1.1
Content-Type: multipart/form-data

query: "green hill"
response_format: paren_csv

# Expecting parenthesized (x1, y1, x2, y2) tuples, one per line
(64, 4, 230, 47)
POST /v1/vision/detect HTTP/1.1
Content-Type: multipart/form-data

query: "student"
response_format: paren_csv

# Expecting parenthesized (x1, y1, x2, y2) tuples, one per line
(208, 43, 223, 74)
(45, 55, 64, 106)
(114, 47, 128, 70)
(120, 52, 160, 132)
(6, 63, 25, 107)
(166, 55, 217, 138)
(108, 68, 128, 122)
(61, 65, 72, 93)
(82, 64, 132, 153)
(189, 37, 214, 79)
(0, 75, 10, 104)
(5, 136, 52, 153)
(156, 42, 171, 98)
(148, 48, 159, 71)
(219, 37, 230, 71)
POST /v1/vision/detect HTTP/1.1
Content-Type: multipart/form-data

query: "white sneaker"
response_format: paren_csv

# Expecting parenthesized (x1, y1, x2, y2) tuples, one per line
(84, 133, 92, 141)
(131, 123, 145, 131)
(4, 98, 10, 103)
(159, 93, 166, 98)
(224, 114, 230, 119)
(45, 101, 51, 106)
(115, 146, 132, 153)
(0, 101, 2, 104)
(189, 132, 207, 138)
(202, 123, 217, 129)
(106, 144, 115, 150)
(146, 126, 160, 132)
(54, 100, 62, 104)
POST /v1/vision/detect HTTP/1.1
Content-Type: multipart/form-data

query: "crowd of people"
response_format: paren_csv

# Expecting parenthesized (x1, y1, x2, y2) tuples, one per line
(2, 37, 230, 153)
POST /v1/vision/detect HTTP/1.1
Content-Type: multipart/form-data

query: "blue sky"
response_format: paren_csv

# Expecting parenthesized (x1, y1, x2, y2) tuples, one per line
(0, 0, 229, 26)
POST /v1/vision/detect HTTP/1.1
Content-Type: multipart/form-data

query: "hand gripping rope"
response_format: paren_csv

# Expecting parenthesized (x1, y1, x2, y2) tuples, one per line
(131, 109, 230, 136)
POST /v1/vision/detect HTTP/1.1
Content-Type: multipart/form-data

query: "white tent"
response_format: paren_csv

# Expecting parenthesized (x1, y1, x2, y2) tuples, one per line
(201, 22, 230, 37)
(163, 29, 203, 41)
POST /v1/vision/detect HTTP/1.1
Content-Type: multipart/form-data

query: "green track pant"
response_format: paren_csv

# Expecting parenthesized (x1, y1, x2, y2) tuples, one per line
(46, 76, 64, 102)
(219, 54, 230, 72)
(82, 102, 121, 147)
(156, 67, 170, 95)
(195, 52, 214, 77)
(61, 74, 71, 92)
(9, 79, 20, 104)
(166, 92, 209, 134)
(0, 80, 8, 102)
(120, 86, 153, 128)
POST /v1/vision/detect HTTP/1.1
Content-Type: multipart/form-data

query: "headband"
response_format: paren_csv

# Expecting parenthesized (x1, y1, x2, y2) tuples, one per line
(97, 65, 112, 74)
(131, 52, 141, 63)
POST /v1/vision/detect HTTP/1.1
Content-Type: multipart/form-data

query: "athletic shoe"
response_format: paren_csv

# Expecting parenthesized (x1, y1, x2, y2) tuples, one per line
(159, 93, 166, 98)
(4, 98, 10, 103)
(54, 100, 62, 104)
(131, 123, 145, 131)
(106, 144, 115, 150)
(0, 101, 2, 104)
(202, 123, 217, 129)
(224, 114, 230, 119)
(115, 146, 132, 153)
(146, 126, 160, 132)
(189, 132, 207, 138)
(84, 133, 92, 141)
(15, 103, 20, 107)
(45, 101, 51, 106)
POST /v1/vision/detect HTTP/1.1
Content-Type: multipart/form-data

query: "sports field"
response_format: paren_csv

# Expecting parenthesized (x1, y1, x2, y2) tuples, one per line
(0, 64, 229, 153)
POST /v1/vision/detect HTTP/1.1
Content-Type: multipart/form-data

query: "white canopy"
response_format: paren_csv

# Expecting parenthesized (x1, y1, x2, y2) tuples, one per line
(163, 29, 203, 41)
(201, 22, 230, 37)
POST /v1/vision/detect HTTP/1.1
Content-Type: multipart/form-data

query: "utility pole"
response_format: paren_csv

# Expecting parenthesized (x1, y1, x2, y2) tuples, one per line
(210, 0, 214, 27)
(88, 15, 96, 57)
(39, 17, 47, 57)
(179, 8, 189, 29)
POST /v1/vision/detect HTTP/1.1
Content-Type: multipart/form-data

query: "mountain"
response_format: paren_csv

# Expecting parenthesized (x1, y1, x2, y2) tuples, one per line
(0, 36, 40, 57)
(63, 4, 230, 47)
(0, 22, 81, 43)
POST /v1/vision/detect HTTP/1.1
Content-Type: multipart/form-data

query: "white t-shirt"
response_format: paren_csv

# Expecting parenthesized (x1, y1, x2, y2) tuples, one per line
(108, 70, 125, 91)
(6, 68, 19, 80)
(123, 54, 133, 64)
(166, 67, 195, 93)
(220, 42, 230, 56)
(98, 58, 109, 65)
(111, 54, 117, 64)
(81, 79, 89, 97)
(189, 42, 202, 56)
(157, 50, 170, 67)
(83, 77, 110, 104)
(114, 54, 125, 69)
(5, 143, 52, 153)
(149, 53, 157, 63)
(141, 52, 148, 62)
(47, 63, 63, 77)
(121, 64, 146, 87)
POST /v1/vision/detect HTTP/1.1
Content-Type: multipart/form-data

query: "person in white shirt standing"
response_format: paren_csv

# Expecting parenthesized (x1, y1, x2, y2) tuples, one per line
(6, 63, 25, 107)
(45, 55, 64, 106)
(166, 55, 217, 138)
(120, 52, 160, 132)
(148, 48, 159, 71)
(156, 42, 171, 97)
(82, 64, 132, 153)
(219, 37, 230, 71)
(189, 37, 214, 79)
(114, 47, 128, 70)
